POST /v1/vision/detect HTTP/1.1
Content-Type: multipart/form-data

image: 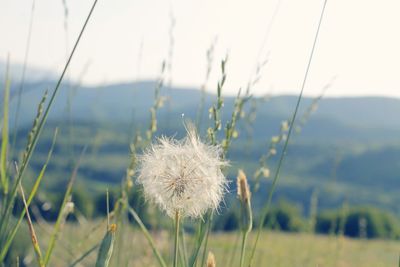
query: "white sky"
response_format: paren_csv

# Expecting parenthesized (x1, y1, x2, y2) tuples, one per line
(1, 0, 399, 97)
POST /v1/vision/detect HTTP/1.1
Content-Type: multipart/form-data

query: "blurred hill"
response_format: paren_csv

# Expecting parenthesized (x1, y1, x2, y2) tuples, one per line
(5, 77, 400, 215)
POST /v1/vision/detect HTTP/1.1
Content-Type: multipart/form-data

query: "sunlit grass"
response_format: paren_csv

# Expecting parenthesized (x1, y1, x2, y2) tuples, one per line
(31, 223, 400, 267)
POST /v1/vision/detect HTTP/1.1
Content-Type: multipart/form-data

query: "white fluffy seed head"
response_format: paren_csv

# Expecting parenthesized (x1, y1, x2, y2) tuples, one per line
(137, 126, 228, 219)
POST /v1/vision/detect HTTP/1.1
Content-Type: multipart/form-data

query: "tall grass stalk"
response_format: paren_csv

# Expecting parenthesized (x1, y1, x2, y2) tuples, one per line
(247, 1, 328, 266)
(222, 89, 250, 154)
(180, 227, 189, 267)
(146, 61, 166, 141)
(196, 38, 217, 130)
(164, 11, 176, 130)
(200, 213, 213, 267)
(296, 77, 335, 133)
(237, 170, 252, 267)
(127, 205, 167, 267)
(0, 2, 99, 261)
(69, 244, 99, 267)
(0, 58, 10, 196)
(196, 56, 228, 267)
(188, 213, 208, 267)
(253, 119, 288, 191)
(0, 128, 58, 261)
(19, 181, 44, 267)
(10, 0, 36, 159)
(227, 231, 241, 267)
(43, 147, 87, 265)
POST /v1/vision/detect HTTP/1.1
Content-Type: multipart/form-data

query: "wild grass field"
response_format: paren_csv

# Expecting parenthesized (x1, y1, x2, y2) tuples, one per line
(11, 222, 400, 267)
(2, 0, 400, 266)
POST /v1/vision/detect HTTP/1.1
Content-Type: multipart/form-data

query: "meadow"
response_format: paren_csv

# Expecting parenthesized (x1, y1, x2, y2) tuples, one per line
(10, 222, 400, 267)
(1, 0, 400, 266)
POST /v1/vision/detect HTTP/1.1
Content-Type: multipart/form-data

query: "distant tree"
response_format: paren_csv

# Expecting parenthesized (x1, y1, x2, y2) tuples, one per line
(263, 200, 304, 232)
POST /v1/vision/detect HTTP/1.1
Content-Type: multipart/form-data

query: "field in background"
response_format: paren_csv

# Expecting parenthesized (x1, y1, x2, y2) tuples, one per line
(14, 222, 399, 267)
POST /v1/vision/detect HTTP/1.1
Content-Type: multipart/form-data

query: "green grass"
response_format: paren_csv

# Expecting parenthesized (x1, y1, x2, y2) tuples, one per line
(210, 231, 399, 267)
(27, 223, 400, 267)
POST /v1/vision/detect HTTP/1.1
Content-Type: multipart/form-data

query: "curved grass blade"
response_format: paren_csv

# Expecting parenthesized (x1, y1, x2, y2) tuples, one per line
(95, 224, 116, 267)
(0, 1, 100, 255)
(247, 0, 329, 266)
(0, 128, 58, 261)
(10, 0, 36, 160)
(19, 182, 44, 267)
(69, 244, 99, 267)
(1, 59, 10, 195)
(127, 205, 167, 267)
(43, 146, 87, 265)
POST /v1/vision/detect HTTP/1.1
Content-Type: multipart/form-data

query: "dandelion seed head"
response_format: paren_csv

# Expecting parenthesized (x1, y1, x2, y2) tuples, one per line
(137, 126, 228, 218)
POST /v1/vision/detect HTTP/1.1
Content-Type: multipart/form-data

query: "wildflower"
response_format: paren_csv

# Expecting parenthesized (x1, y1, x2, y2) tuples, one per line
(137, 126, 228, 218)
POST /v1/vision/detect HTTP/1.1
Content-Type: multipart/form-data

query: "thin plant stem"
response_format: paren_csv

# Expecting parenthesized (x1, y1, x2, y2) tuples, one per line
(18, 182, 44, 267)
(200, 212, 213, 267)
(240, 232, 249, 267)
(180, 226, 188, 267)
(247, 0, 329, 266)
(127, 205, 167, 267)
(0, 1, 99, 258)
(228, 231, 241, 267)
(188, 215, 208, 267)
(174, 210, 180, 267)
(10, 0, 36, 159)
(69, 244, 99, 267)
(43, 147, 87, 266)
(0, 128, 58, 261)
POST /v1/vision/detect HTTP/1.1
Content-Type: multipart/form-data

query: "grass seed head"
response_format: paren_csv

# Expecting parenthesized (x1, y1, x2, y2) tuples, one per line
(207, 251, 216, 267)
(237, 169, 252, 233)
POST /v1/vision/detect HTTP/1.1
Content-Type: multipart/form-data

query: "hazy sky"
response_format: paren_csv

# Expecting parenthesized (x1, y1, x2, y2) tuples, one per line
(1, 0, 399, 97)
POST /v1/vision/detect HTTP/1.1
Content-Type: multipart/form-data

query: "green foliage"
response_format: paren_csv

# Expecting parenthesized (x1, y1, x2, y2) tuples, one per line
(94, 190, 117, 217)
(214, 210, 240, 232)
(95, 224, 116, 267)
(262, 200, 303, 232)
(316, 207, 400, 239)
(127, 187, 151, 227)
(72, 189, 95, 218)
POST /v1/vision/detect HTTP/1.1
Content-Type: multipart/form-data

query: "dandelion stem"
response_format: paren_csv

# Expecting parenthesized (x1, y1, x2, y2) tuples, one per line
(174, 210, 180, 267)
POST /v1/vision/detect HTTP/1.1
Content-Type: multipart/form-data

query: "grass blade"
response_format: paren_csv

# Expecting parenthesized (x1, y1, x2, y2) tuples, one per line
(0, 0, 100, 248)
(95, 224, 116, 267)
(188, 214, 208, 267)
(69, 244, 99, 267)
(127, 204, 167, 267)
(10, 0, 36, 160)
(19, 182, 44, 267)
(1, 58, 10, 195)
(247, 0, 329, 266)
(43, 146, 87, 265)
(0, 128, 58, 261)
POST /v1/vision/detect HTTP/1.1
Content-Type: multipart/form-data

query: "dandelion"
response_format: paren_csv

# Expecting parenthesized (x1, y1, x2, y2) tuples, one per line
(137, 125, 227, 267)
(137, 125, 228, 219)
